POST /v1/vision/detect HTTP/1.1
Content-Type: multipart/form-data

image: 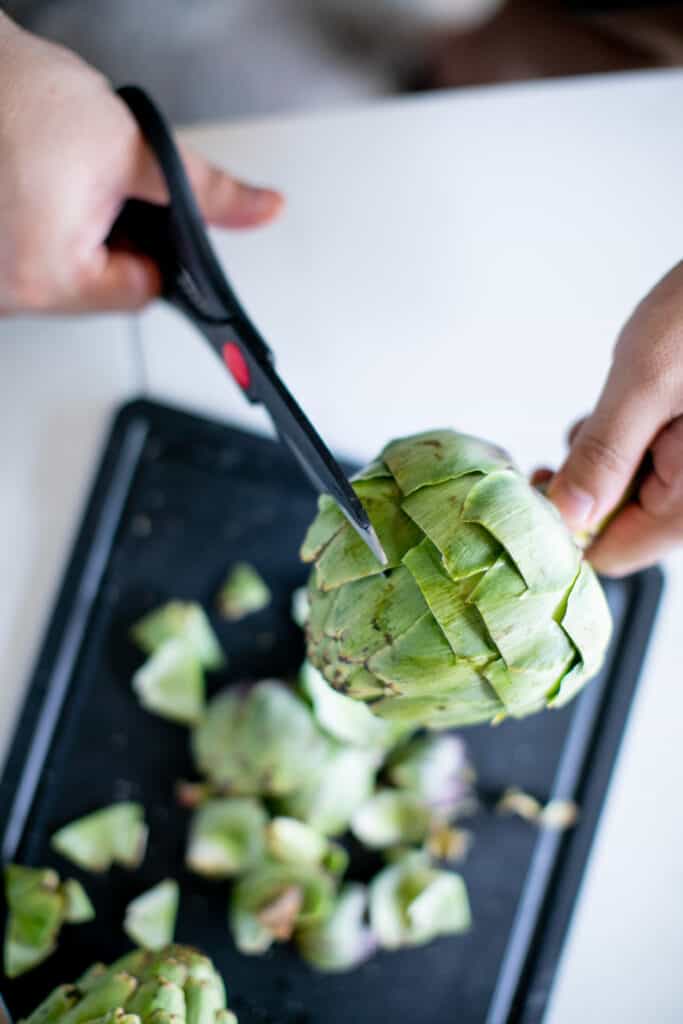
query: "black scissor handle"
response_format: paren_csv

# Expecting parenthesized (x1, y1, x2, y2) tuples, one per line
(114, 87, 268, 341)
(111, 86, 272, 401)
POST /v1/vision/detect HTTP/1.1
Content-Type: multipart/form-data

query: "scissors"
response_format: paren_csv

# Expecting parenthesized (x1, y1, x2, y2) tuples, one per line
(111, 86, 387, 566)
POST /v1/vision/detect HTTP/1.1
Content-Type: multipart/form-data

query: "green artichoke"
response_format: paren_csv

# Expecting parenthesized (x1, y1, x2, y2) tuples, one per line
(296, 884, 377, 972)
(230, 863, 334, 955)
(216, 564, 271, 621)
(123, 881, 179, 951)
(131, 602, 225, 671)
(185, 799, 267, 878)
(17, 946, 237, 1024)
(302, 429, 612, 728)
(369, 852, 470, 950)
(4, 866, 94, 978)
(51, 803, 148, 873)
(191, 681, 329, 797)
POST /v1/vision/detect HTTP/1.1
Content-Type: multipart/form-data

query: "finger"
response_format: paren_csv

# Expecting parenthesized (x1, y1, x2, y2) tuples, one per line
(587, 501, 682, 576)
(58, 248, 161, 313)
(567, 417, 586, 446)
(128, 133, 283, 229)
(587, 415, 683, 574)
(638, 415, 683, 518)
(548, 370, 666, 532)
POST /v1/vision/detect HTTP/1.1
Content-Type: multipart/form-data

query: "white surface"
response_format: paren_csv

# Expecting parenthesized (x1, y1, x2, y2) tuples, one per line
(0, 314, 137, 759)
(2, 70, 683, 1021)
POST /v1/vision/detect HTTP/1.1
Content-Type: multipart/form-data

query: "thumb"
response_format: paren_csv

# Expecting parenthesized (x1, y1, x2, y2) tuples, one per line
(548, 370, 664, 532)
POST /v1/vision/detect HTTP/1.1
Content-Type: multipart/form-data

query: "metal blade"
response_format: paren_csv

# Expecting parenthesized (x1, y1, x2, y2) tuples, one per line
(232, 351, 386, 566)
(280, 428, 388, 567)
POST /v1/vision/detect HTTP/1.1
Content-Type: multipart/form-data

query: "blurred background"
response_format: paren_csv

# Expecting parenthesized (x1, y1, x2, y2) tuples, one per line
(5, 0, 683, 123)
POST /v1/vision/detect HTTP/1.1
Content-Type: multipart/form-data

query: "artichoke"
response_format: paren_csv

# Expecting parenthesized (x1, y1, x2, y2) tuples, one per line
(132, 639, 205, 726)
(131, 602, 225, 671)
(369, 852, 470, 950)
(3, 866, 94, 978)
(266, 818, 348, 877)
(51, 803, 148, 873)
(302, 429, 612, 728)
(386, 733, 474, 820)
(191, 681, 329, 797)
(296, 884, 377, 973)
(277, 743, 381, 837)
(350, 790, 432, 849)
(17, 946, 237, 1024)
(299, 661, 408, 750)
(230, 863, 334, 955)
(185, 799, 267, 878)
(123, 881, 179, 951)
(217, 564, 271, 621)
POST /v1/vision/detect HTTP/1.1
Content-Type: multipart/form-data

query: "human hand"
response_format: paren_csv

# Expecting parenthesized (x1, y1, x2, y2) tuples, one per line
(0, 13, 282, 315)
(548, 261, 683, 576)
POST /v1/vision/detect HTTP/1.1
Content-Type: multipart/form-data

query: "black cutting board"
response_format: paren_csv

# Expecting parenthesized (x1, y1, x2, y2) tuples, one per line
(0, 399, 663, 1024)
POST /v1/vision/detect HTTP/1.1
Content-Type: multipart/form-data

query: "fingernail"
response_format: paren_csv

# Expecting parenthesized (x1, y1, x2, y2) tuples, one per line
(548, 479, 595, 527)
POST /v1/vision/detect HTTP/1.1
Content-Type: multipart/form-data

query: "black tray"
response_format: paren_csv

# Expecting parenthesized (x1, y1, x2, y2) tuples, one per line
(0, 399, 663, 1024)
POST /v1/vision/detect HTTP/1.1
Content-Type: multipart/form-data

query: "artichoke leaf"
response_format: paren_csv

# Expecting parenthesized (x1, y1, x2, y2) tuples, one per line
(217, 563, 271, 621)
(552, 561, 612, 707)
(402, 539, 493, 658)
(323, 566, 427, 664)
(402, 476, 501, 580)
(300, 498, 345, 563)
(381, 430, 511, 495)
(464, 470, 580, 593)
(368, 612, 492, 699)
(296, 884, 377, 973)
(186, 798, 266, 878)
(315, 477, 421, 590)
(123, 880, 179, 952)
(132, 638, 205, 726)
(131, 601, 224, 671)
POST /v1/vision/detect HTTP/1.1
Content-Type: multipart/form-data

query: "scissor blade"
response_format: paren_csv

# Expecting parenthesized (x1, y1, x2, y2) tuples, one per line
(245, 353, 388, 567)
(280, 428, 388, 566)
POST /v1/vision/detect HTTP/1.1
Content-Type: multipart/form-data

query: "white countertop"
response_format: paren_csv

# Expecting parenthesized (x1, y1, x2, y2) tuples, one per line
(2, 69, 683, 1021)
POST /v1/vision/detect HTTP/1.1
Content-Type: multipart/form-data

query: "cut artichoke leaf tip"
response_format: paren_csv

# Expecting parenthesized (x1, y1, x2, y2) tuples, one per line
(230, 862, 335, 954)
(62, 879, 96, 924)
(131, 601, 225, 671)
(123, 880, 180, 952)
(296, 884, 378, 973)
(217, 563, 271, 621)
(350, 789, 432, 849)
(51, 803, 148, 873)
(369, 852, 471, 950)
(186, 799, 266, 878)
(132, 639, 205, 726)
